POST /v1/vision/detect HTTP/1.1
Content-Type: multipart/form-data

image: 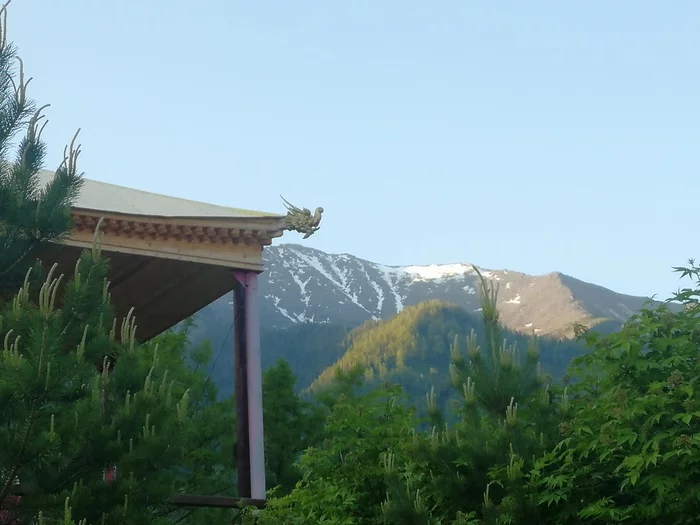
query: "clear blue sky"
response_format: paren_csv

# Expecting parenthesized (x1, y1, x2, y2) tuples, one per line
(12, 1, 698, 298)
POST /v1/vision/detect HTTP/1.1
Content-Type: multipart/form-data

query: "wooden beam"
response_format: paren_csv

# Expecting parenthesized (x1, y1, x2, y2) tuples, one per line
(63, 230, 265, 271)
(168, 494, 266, 509)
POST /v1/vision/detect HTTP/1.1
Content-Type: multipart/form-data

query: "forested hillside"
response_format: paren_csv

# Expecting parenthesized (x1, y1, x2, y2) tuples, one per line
(191, 299, 591, 398)
(307, 300, 587, 403)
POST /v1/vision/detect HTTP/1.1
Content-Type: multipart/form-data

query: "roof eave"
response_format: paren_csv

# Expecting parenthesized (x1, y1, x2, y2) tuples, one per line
(70, 208, 287, 247)
(70, 206, 286, 221)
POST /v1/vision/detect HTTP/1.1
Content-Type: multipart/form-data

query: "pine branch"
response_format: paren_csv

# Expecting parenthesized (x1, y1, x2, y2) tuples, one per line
(0, 404, 37, 509)
(0, 241, 38, 277)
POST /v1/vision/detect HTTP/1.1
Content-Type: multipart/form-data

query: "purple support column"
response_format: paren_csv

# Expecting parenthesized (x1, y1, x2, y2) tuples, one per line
(232, 279, 250, 497)
(232, 271, 266, 500)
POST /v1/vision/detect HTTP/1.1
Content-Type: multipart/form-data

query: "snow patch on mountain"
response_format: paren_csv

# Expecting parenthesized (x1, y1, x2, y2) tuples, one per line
(505, 294, 522, 305)
(361, 264, 385, 312)
(402, 263, 474, 281)
(292, 249, 372, 315)
(376, 265, 405, 312)
(291, 273, 311, 306)
(267, 294, 297, 323)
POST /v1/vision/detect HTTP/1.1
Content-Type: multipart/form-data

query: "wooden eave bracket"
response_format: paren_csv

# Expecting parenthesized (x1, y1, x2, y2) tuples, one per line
(71, 212, 283, 246)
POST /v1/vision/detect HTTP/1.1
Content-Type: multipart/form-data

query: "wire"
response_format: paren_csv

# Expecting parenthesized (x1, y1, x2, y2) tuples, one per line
(203, 321, 234, 388)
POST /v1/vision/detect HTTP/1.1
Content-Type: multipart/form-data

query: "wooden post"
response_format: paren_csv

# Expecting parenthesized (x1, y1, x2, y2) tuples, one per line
(232, 277, 250, 498)
(168, 272, 267, 511)
(243, 272, 265, 500)
(232, 271, 266, 500)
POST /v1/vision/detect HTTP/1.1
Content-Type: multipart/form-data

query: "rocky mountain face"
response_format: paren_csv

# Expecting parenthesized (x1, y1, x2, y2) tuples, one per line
(198, 244, 663, 339)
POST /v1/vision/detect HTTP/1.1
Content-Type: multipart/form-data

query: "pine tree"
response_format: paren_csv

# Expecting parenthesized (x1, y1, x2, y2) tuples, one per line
(0, 1, 83, 301)
(0, 233, 237, 524)
(379, 267, 568, 524)
(262, 360, 324, 495)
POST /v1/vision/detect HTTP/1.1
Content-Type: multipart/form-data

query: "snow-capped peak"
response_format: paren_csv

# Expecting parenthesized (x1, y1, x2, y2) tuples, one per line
(399, 263, 474, 281)
(204, 243, 665, 339)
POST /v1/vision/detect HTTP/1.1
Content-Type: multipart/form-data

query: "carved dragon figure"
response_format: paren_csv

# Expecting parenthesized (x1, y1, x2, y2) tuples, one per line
(281, 196, 324, 239)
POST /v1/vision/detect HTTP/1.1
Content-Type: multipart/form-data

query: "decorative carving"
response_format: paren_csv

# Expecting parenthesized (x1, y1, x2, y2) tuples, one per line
(281, 196, 323, 239)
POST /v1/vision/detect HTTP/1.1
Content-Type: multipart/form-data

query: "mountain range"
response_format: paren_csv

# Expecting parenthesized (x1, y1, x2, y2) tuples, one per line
(196, 243, 661, 338)
(187, 244, 670, 396)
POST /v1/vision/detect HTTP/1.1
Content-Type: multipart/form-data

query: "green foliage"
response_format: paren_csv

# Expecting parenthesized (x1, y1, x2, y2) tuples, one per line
(0, 3, 83, 300)
(309, 300, 468, 391)
(0, 244, 236, 524)
(528, 260, 700, 523)
(263, 360, 325, 495)
(249, 374, 416, 525)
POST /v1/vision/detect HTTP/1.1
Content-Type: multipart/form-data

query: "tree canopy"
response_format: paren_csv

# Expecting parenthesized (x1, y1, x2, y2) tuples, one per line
(0, 1, 83, 301)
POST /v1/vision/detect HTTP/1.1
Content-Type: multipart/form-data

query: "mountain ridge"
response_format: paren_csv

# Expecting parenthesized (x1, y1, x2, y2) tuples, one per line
(249, 244, 668, 338)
